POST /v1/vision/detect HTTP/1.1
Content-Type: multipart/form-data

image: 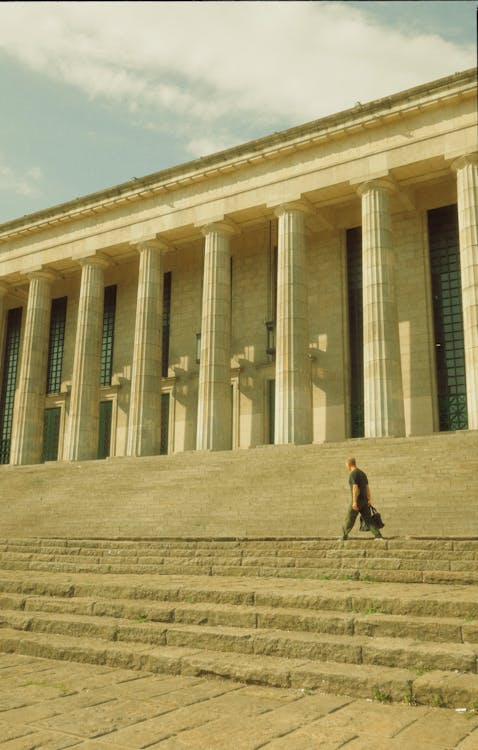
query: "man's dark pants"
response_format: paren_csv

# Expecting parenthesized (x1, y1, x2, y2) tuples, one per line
(343, 503, 383, 539)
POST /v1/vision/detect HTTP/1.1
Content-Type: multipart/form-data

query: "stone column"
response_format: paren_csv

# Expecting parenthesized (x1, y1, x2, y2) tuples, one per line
(196, 221, 235, 451)
(452, 153, 478, 430)
(274, 202, 312, 445)
(66, 255, 109, 461)
(10, 270, 56, 465)
(126, 240, 164, 456)
(358, 179, 405, 437)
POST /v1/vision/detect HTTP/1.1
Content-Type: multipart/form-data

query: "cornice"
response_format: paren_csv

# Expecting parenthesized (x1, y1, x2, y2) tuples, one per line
(0, 67, 475, 243)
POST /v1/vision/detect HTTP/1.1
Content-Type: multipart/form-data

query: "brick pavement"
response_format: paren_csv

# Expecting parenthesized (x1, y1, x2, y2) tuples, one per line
(0, 653, 477, 749)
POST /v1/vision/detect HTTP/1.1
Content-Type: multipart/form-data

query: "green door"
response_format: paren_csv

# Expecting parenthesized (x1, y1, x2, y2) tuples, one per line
(268, 380, 275, 444)
(98, 401, 113, 459)
(42, 407, 61, 462)
(160, 393, 170, 455)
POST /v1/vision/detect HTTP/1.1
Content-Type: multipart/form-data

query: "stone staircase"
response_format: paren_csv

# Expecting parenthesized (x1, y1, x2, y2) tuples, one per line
(0, 537, 477, 710)
(1, 431, 478, 539)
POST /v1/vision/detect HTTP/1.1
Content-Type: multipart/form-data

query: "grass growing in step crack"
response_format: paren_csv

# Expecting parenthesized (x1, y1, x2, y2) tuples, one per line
(135, 613, 149, 622)
(402, 684, 416, 706)
(352, 605, 385, 616)
(372, 687, 393, 704)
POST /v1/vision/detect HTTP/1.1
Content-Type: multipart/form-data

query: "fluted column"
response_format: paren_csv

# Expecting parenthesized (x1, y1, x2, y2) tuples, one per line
(274, 202, 312, 445)
(126, 240, 164, 456)
(10, 270, 56, 465)
(453, 153, 478, 430)
(196, 221, 235, 451)
(66, 255, 109, 461)
(358, 179, 405, 437)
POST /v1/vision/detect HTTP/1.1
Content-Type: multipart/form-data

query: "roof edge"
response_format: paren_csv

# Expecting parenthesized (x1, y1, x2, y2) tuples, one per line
(1, 67, 476, 236)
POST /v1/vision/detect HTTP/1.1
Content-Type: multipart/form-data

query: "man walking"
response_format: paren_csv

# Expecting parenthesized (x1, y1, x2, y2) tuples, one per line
(342, 457, 384, 540)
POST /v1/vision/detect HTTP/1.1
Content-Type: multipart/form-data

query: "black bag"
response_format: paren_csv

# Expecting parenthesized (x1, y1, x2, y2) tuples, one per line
(370, 505, 385, 529)
(359, 506, 385, 531)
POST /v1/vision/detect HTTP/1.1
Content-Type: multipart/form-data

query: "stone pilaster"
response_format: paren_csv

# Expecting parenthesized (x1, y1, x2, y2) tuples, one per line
(10, 270, 56, 465)
(452, 153, 478, 430)
(126, 240, 165, 457)
(196, 221, 235, 451)
(274, 202, 312, 445)
(358, 179, 405, 437)
(65, 255, 109, 461)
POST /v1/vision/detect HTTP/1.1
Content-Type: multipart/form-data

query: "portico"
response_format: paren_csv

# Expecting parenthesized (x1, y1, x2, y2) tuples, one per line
(0, 68, 476, 465)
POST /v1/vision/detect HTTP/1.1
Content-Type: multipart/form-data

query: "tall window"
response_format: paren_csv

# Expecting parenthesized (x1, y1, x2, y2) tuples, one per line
(46, 297, 67, 394)
(0, 307, 22, 464)
(347, 227, 364, 437)
(100, 285, 117, 386)
(162, 272, 172, 377)
(428, 205, 467, 431)
(266, 244, 278, 356)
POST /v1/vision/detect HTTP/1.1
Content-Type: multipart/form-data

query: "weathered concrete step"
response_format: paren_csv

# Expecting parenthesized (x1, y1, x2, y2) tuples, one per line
(2, 549, 476, 571)
(1, 556, 478, 585)
(2, 591, 477, 645)
(0, 627, 476, 709)
(1, 571, 478, 620)
(2, 538, 478, 554)
(2, 608, 477, 674)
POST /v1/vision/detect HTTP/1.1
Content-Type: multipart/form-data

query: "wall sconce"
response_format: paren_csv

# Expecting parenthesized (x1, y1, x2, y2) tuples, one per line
(265, 320, 276, 357)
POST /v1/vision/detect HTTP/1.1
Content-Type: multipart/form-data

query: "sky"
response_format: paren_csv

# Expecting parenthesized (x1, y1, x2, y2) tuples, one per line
(0, 0, 476, 224)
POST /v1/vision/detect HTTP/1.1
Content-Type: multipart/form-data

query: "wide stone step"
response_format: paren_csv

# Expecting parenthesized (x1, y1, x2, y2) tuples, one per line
(1, 570, 477, 619)
(0, 626, 477, 709)
(2, 538, 478, 552)
(2, 590, 477, 645)
(1, 555, 478, 585)
(3, 607, 477, 675)
(2, 548, 474, 570)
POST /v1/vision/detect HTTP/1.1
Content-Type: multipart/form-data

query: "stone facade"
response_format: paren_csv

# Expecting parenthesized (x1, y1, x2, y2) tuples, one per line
(0, 68, 476, 464)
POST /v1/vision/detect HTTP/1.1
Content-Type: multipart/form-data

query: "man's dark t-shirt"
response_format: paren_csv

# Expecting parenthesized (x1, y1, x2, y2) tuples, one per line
(349, 468, 368, 507)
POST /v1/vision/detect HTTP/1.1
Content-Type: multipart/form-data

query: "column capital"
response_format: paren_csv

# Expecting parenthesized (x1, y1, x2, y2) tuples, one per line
(26, 268, 58, 284)
(133, 237, 176, 254)
(78, 253, 110, 270)
(0, 281, 9, 297)
(356, 177, 396, 198)
(271, 198, 315, 218)
(451, 152, 478, 172)
(201, 218, 240, 237)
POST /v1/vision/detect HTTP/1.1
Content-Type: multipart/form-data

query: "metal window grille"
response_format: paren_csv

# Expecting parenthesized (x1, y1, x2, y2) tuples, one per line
(0, 307, 23, 464)
(162, 272, 172, 377)
(100, 285, 116, 387)
(428, 204, 467, 431)
(346, 227, 364, 438)
(46, 297, 67, 394)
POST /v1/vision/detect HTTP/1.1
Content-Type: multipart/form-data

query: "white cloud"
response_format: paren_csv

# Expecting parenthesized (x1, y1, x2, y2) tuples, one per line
(0, 1, 474, 156)
(0, 161, 43, 197)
